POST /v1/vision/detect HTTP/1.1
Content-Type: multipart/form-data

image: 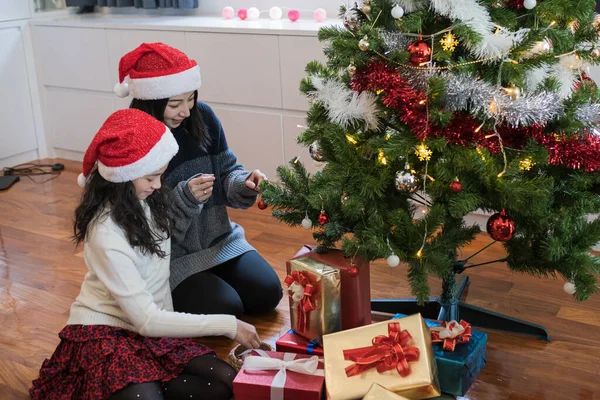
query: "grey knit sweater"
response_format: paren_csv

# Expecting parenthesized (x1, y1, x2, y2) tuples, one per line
(165, 102, 258, 290)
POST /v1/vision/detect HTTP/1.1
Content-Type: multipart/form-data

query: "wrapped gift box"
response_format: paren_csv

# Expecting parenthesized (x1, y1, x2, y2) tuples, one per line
(290, 245, 371, 336)
(276, 329, 324, 356)
(363, 383, 412, 399)
(232, 349, 325, 400)
(285, 252, 342, 342)
(323, 314, 441, 400)
(394, 313, 487, 396)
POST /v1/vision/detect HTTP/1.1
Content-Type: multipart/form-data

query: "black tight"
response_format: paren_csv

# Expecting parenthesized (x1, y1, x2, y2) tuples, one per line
(108, 354, 236, 400)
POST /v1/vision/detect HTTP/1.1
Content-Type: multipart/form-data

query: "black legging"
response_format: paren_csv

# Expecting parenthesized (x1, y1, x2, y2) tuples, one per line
(109, 354, 236, 400)
(171, 251, 283, 317)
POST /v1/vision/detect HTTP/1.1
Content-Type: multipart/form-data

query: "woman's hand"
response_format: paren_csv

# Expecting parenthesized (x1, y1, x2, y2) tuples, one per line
(187, 174, 215, 202)
(234, 319, 261, 349)
(245, 170, 267, 191)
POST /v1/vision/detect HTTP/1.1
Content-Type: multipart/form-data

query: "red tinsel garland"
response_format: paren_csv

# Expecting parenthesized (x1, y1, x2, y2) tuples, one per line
(350, 62, 600, 172)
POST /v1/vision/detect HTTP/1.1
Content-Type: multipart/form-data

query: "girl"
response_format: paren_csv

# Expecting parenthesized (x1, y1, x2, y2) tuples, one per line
(114, 43, 283, 318)
(30, 109, 260, 400)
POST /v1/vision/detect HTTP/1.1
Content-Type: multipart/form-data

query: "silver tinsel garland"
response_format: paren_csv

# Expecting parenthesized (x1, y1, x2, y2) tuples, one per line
(381, 31, 415, 54)
(575, 103, 600, 125)
(401, 68, 564, 127)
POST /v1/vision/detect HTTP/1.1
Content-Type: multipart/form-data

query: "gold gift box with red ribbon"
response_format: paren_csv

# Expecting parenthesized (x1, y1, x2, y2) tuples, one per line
(285, 256, 342, 343)
(323, 314, 440, 400)
(363, 383, 412, 399)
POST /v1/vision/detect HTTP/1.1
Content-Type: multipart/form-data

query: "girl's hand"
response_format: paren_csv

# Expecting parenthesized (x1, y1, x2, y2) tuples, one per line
(245, 170, 267, 191)
(235, 319, 261, 349)
(188, 174, 215, 202)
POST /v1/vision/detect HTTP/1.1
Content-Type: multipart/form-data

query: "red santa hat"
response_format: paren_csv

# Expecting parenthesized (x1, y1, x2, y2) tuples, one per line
(77, 109, 179, 187)
(113, 42, 201, 100)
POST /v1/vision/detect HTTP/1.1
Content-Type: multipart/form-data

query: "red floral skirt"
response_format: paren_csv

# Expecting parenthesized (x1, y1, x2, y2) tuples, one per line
(30, 324, 214, 400)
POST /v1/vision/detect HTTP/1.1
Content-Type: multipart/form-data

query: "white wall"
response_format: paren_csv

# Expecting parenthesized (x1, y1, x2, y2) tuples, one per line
(0, 3, 46, 168)
(0, 0, 32, 21)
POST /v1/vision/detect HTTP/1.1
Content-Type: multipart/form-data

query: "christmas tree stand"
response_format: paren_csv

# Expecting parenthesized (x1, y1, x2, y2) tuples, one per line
(372, 263, 551, 341)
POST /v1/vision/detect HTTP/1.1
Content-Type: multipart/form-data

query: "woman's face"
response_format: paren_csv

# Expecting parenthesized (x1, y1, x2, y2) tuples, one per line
(163, 91, 195, 129)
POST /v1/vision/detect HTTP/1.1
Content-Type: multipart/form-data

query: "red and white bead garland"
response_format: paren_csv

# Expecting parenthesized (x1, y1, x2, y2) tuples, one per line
(222, 5, 327, 22)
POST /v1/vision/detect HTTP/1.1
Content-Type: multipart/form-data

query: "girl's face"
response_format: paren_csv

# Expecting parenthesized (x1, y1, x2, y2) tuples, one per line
(163, 91, 195, 129)
(132, 164, 168, 200)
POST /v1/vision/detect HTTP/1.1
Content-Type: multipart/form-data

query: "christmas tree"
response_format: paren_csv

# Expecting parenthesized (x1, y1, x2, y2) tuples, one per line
(261, 0, 600, 304)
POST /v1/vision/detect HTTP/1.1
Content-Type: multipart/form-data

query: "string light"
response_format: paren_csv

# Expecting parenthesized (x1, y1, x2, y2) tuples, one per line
(378, 149, 388, 165)
(476, 147, 486, 161)
(346, 134, 358, 145)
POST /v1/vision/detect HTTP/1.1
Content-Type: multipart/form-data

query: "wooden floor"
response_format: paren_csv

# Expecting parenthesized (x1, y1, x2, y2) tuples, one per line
(0, 159, 599, 400)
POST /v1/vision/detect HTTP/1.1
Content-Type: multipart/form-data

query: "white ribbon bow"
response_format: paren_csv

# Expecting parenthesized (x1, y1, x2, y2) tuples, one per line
(431, 320, 465, 339)
(288, 281, 305, 303)
(242, 349, 324, 400)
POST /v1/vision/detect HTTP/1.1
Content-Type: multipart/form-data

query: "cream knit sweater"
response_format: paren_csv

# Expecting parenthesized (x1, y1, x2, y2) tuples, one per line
(68, 202, 238, 339)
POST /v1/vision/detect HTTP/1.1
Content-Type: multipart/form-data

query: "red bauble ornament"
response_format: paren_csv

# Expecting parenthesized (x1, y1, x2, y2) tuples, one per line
(486, 209, 515, 241)
(407, 40, 432, 65)
(449, 179, 463, 193)
(318, 210, 329, 225)
(347, 266, 359, 277)
(257, 200, 267, 210)
(574, 72, 597, 92)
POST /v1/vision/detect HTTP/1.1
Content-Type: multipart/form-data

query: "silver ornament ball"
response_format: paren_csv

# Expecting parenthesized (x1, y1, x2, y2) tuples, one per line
(359, 37, 370, 51)
(391, 4, 404, 19)
(347, 64, 357, 75)
(395, 171, 418, 192)
(591, 48, 600, 59)
(301, 216, 313, 229)
(309, 141, 325, 162)
(387, 254, 400, 267)
(563, 281, 576, 295)
(523, 0, 536, 10)
(343, 9, 361, 32)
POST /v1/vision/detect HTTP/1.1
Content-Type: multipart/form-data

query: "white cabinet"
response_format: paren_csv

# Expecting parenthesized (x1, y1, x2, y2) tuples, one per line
(35, 26, 112, 92)
(0, 24, 39, 166)
(185, 32, 282, 108)
(210, 105, 284, 180)
(45, 89, 114, 154)
(279, 36, 326, 111)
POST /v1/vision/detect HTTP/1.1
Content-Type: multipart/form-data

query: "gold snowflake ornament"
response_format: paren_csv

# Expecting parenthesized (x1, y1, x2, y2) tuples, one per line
(519, 157, 535, 171)
(415, 143, 432, 161)
(440, 32, 459, 52)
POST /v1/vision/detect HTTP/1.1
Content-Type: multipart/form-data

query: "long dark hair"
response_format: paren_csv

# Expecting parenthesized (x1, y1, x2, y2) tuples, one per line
(73, 171, 172, 258)
(129, 90, 211, 152)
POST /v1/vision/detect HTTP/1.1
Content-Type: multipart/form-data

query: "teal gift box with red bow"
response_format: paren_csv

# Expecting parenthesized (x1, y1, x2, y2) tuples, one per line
(394, 313, 487, 396)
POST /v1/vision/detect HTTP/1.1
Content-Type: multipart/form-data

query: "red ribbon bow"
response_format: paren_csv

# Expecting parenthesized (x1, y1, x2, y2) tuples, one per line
(284, 271, 317, 333)
(342, 322, 420, 378)
(430, 320, 472, 352)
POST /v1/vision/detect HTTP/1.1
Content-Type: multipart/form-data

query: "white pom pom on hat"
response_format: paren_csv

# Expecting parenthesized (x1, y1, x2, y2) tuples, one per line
(77, 172, 87, 188)
(113, 81, 130, 98)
